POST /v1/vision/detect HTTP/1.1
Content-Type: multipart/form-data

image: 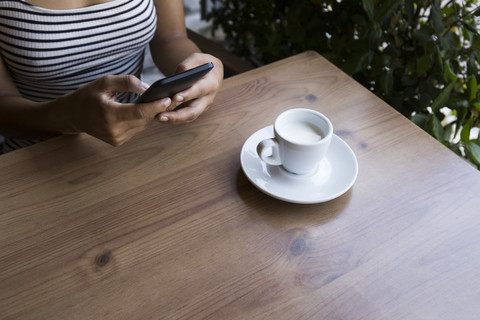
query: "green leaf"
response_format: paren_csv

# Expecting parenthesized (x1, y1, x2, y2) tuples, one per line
(375, 0, 400, 21)
(469, 75, 478, 101)
(473, 102, 480, 111)
(474, 34, 480, 50)
(443, 6, 454, 17)
(362, 0, 375, 21)
(467, 55, 478, 75)
(414, 28, 434, 42)
(411, 113, 429, 128)
(380, 69, 393, 96)
(455, 99, 470, 109)
(439, 31, 456, 49)
(401, 74, 417, 86)
(444, 124, 453, 142)
(464, 27, 475, 44)
(473, 6, 480, 17)
(461, 21, 479, 35)
(342, 51, 371, 74)
(465, 142, 480, 165)
(405, 0, 415, 23)
(431, 79, 458, 112)
(427, 114, 445, 143)
(454, 107, 468, 138)
(461, 117, 473, 143)
(417, 54, 433, 76)
(431, 4, 444, 34)
(373, 22, 383, 39)
(437, 48, 443, 73)
(444, 60, 458, 81)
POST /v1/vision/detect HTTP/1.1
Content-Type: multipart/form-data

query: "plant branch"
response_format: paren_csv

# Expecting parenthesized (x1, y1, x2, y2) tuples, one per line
(443, 5, 480, 36)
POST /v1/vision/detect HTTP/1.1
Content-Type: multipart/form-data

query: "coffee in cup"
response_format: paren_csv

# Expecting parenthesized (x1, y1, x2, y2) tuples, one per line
(257, 108, 333, 175)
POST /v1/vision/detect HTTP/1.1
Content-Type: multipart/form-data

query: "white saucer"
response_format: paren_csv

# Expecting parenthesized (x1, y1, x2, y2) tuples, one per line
(240, 125, 358, 204)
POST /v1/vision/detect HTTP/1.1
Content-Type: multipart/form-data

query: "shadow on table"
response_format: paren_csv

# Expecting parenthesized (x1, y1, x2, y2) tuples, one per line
(235, 168, 352, 229)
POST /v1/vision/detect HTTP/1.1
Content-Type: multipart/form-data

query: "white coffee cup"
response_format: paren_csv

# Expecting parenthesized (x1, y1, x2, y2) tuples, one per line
(257, 108, 333, 175)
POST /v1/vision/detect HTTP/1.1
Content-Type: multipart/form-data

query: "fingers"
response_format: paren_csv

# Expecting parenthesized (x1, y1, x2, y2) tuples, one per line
(118, 97, 172, 121)
(158, 54, 223, 125)
(167, 79, 205, 111)
(173, 53, 204, 74)
(174, 56, 222, 98)
(157, 96, 213, 124)
(79, 75, 172, 146)
(93, 74, 171, 121)
(97, 74, 150, 97)
(78, 54, 222, 145)
(168, 56, 223, 111)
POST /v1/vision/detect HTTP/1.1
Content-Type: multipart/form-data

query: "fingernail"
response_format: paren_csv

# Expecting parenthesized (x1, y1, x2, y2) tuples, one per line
(141, 81, 150, 90)
(164, 98, 172, 106)
(175, 95, 184, 102)
(160, 115, 168, 122)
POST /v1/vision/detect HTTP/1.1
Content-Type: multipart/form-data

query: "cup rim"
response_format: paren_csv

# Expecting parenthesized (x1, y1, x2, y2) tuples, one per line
(274, 108, 333, 146)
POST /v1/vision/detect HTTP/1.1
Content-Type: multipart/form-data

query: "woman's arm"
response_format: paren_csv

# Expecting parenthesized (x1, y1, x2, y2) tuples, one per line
(149, 0, 201, 76)
(0, 56, 171, 145)
(150, 0, 224, 124)
(0, 57, 65, 139)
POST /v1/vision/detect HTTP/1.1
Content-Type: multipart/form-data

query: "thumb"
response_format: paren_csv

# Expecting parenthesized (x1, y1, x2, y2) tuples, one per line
(174, 62, 191, 75)
(99, 75, 150, 96)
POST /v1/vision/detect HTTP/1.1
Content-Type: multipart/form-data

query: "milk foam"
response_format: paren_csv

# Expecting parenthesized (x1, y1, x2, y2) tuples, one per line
(281, 121, 323, 144)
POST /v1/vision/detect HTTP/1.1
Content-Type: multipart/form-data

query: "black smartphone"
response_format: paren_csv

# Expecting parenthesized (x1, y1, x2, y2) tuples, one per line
(137, 62, 214, 103)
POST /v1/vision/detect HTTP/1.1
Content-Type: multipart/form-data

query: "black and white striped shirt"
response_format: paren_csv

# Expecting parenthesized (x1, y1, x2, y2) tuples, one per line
(0, 0, 157, 153)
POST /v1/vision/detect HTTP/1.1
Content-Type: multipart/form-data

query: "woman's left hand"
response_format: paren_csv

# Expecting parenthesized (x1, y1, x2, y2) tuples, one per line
(156, 53, 223, 124)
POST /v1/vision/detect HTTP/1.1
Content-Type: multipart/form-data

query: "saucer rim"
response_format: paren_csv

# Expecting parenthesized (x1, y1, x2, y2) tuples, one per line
(240, 125, 358, 204)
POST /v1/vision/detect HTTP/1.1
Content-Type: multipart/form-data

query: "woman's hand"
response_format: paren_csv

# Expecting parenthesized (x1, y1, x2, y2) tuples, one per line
(156, 53, 223, 124)
(55, 74, 172, 146)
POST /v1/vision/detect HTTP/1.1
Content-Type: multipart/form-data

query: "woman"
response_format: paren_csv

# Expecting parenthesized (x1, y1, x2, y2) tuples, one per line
(0, 0, 223, 153)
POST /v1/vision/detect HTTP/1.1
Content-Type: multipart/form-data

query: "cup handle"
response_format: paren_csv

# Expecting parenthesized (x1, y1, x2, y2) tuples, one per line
(257, 138, 282, 166)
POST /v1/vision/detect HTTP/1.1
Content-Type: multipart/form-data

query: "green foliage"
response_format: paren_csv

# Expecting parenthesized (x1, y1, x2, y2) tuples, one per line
(207, 0, 480, 169)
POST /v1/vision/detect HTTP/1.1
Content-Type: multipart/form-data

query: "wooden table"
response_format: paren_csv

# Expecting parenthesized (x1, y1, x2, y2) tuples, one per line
(1, 51, 479, 319)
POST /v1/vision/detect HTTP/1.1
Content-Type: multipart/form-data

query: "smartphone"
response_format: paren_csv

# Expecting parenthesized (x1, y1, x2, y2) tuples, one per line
(137, 62, 214, 103)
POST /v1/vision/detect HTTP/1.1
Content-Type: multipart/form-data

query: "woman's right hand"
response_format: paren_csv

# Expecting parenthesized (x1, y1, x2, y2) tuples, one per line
(54, 75, 172, 146)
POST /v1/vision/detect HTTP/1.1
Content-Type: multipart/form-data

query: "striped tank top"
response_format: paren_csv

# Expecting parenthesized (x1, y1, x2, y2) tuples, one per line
(0, 0, 157, 153)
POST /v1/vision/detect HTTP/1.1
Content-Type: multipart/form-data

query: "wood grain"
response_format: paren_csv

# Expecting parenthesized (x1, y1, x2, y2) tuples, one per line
(1, 51, 480, 319)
